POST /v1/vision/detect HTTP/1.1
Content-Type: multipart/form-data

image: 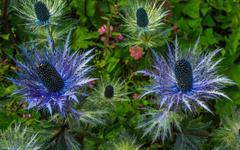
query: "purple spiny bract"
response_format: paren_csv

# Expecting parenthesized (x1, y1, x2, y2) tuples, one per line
(137, 38, 233, 112)
(9, 32, 95, 117)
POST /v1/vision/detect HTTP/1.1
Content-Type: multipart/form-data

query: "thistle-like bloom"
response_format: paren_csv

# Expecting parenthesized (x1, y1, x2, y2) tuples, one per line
(121, 0, 168, 48)
(0, 124, 41, 150)
(85, 78, 129, 109)
(212, 110, 240, 149)
(137, 38, 233, 112)
(121, 0, 167, 35)
(14, 0, 66, 30)
(137, 109, 181, 142)
(9, 32, 94, 117)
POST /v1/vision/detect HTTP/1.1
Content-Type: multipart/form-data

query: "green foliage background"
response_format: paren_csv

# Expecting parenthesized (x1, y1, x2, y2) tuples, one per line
(0, 0, 240, 149)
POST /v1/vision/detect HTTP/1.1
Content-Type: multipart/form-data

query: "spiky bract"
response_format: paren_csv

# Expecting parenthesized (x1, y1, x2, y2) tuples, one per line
(30, 25, 75, 45)
(137, 38, 233, 112)
(9, 32, 95, 117)
(0, 124, 41, 150)
(212, 110, 240, 150)
(137, 109, 181, 142)
(112, 134, 142, 150)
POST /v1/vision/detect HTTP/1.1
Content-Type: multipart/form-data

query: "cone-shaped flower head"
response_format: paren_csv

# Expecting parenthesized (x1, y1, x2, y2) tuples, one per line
(9, 32, 95, 117)
(174, 59, 193, 91)
(34, 1, 50, 24)
(137, 38, 233, 112)
(104, 85, 114, 98)
(136, 8, 149, 28)
(14, 0, 66, 30)
(36, 61, 64, 92)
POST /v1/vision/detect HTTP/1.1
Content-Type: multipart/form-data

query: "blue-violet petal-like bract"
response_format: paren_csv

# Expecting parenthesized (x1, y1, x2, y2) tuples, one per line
(137, 38, 233, 112)
(9, 32, 95, 117)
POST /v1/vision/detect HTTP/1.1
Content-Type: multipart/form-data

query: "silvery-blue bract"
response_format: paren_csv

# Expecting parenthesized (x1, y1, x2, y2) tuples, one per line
(137, 38, 233, 112)
(9, 32, 95, 117)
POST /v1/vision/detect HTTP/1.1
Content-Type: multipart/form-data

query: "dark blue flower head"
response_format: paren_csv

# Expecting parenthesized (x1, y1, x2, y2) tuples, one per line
(34, 1, 50, 25)
(104, 85, 114, 98)
(9, 32, 95, 117)
(137, 37, 233, 112)
(174, 59, 193, 92)
(136, 8, 149, 28)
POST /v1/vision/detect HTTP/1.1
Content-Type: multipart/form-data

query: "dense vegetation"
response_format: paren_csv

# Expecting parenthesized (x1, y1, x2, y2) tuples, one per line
(0, 0, 240, 149)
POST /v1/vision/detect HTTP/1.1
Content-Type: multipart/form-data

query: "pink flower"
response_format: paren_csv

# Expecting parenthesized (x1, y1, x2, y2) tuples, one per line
(129, 45, 144, 61)
(27, 114, 32, 118)
(116, 34, 124, 41)
(98, 24, 113, 35)
(100, 36, 105, 42)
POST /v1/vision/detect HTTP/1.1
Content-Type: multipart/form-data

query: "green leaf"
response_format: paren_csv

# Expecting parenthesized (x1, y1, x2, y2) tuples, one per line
(201, 28, 217, 46)
(106, 57, 120, 73)
(72, 27, 99, 49)
(215, 100, 234, 117)
(182, 0, 200, 19)
(0, 34, 9, 40)
(0, 111, 14, 130)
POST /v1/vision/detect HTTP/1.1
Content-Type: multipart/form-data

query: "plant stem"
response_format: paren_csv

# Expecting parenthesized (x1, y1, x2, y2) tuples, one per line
(47, 120, 68, 144)
(2, 0, 20, 55)
(47, 26, 55, 50)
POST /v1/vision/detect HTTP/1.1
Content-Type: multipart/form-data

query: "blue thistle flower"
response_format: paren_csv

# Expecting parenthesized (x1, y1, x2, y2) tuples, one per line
(121, 0, 167, 35)
(9, 32, 95, 117)
(86, 77, 129, 107)
(14, 0, 66, 30)
(121, 0, 169, 48)
(137, 38, 233, 112)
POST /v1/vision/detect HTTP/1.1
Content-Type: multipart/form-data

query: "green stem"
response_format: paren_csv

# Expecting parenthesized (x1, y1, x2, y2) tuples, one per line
(47, 25, 55, 50)
(2, 0, 20, 56)
(46, 119, 68, 145)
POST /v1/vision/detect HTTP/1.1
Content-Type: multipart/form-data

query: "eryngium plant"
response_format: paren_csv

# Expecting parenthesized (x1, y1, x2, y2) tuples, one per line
(0, 124, 41, 150)
(137, 109, 182, 142)
(121, 0, 167, 36)
(85, 77, 129, 109)
(137, 38, 233, 112)
(121, 0, 168, 48)
(212, 110, 240, 149)
(14, 0, 66, 30)
(9, 32, 95, 117)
